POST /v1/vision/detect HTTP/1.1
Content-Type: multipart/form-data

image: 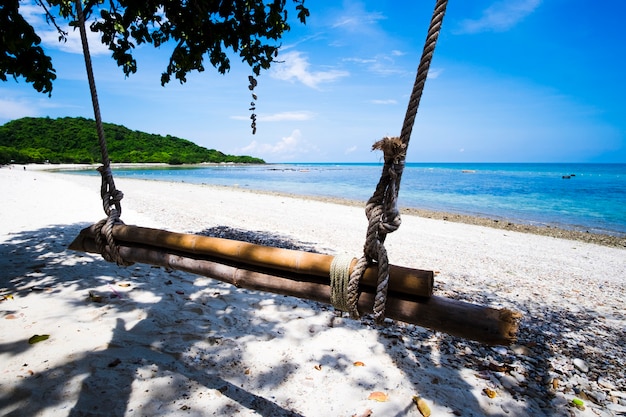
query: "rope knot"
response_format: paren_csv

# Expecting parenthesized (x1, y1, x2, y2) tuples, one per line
(94, 164, 131, 266)
(374, 136, 406, 237)
(346, 136, 409, 324)
(372, 136, 407, 165)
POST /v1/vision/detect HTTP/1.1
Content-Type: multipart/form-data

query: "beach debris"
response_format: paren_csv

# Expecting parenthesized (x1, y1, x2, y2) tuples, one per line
(1, 294, 14, 301)
(108, 284, 123, 298)
(483, 388, 497, 399)
(176, 290, 185, 295)
(313, 364, 322, 371)
(5, 314, 18, 319)
(552, 378, 559, 390)
(107, 358, 122, 368)
(571, 398, 585, 410)
(351, 409, 373, 417)
(368, 391, 388, 402)
(28, 334, 49, 344)
(353, 361, 365, 367)
(413, 396, 431, 416)
(88, 291, 104, 303)
(118, 283, 131, 287)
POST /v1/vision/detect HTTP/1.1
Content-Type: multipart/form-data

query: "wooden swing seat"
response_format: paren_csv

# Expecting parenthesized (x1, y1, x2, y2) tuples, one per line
(70, 223, 521, 345)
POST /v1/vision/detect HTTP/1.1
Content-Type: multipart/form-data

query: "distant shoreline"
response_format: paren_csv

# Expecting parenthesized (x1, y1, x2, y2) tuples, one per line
(8, 162, 251, 171)
(9, 163, 626, 248)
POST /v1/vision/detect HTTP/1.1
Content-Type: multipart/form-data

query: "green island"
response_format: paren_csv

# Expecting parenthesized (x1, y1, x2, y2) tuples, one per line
(0, 117, 264, 165)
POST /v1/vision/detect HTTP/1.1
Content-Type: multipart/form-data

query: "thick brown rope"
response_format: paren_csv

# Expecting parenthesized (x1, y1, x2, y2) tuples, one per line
(347, 0, 448, 323)
(75, 0, 131, 266)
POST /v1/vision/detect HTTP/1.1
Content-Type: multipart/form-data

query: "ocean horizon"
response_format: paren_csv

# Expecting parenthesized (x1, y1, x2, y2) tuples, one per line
(68, 162, 626, 237)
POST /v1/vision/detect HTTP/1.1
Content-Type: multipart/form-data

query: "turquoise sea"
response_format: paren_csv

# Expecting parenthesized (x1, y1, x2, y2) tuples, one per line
(72, 163, 626, 236)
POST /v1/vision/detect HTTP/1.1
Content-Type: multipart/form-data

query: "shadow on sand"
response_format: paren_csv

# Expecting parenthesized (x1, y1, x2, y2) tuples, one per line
(1, 223, 616, 416)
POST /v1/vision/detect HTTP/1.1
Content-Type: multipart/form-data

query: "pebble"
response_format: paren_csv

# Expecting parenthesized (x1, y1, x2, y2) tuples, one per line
(606, 403, 626, 413)
(587, 390, 608, 404)
(610, 391, 626, 400)
(598, 376, 616, 390)
(511, 344, 531, 356)
(499, 374, 518, 390)
(573, 358, 589, 373)
(509, 371, 526, 384)
(492, 346, 508, 356)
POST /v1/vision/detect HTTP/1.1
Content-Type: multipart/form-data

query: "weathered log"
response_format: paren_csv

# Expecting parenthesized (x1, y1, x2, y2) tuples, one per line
(70, 224, 434, 298)
(70, 230, 521, 345)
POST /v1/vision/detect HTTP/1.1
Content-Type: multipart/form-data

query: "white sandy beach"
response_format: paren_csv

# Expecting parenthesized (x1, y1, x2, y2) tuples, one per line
(1, 165, 625, 417)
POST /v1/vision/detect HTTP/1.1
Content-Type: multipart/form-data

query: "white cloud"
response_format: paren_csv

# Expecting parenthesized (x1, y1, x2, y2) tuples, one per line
(370, 99, 397, 105)
(258, 111, 315, 122)
(21, 2, 109, 55)
(343, 57, 377, 65)
(230, 111, 315, 122)
(455, 0, 542, 34)
(343, 53, 408, 77)
(345, 145, 358, 154)
(332, 10, 385, 30)
(427, 68, 444, 79)
(330, 1, 386, 32)
(239, 129, 319, 160)
(271, 51, 349, 89)
(0, 98, 38, 120)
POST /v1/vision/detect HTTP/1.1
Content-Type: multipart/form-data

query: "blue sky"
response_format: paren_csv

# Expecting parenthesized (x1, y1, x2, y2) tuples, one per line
(2, 0, 625, 163)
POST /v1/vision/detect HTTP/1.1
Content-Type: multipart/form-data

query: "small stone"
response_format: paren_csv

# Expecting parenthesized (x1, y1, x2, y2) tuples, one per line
(598, 376, 617, 390)
(610, 391, 626, 400)
(587, 390, 607, 405)
(510, 371, 526, 384)
(573, 358, 589, 373)
(499, 374, 518, 390)
(511, 345, 531, 356)
(606, 403, 626, 413)
(492, 346, 508, 355)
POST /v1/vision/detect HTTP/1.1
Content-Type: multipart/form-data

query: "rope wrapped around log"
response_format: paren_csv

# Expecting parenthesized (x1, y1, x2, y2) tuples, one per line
(69, 224, 521, 346)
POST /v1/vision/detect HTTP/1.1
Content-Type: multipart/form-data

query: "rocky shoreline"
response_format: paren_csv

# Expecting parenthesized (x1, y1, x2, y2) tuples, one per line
(401, 207, 626, 249)
(206, 185, 626, 249)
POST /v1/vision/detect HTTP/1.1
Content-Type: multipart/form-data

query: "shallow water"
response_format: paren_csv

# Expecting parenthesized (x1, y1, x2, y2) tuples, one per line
(69, 163, 626, 236)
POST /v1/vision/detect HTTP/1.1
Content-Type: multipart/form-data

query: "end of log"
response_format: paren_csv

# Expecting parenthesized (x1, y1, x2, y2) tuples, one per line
(68, 225, 94, 252)
(500, 309, 523, 344)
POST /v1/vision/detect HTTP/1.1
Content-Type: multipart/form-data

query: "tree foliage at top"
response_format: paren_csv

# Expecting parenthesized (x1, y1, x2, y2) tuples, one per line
(1, 1, 309, 132)
(0, 116, 265, 165)
(2, 0, 308, 94)
(0, 0, 57, 94)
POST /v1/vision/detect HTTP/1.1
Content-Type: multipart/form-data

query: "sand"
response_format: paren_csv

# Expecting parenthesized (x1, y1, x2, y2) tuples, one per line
(1, 165, 625, 417)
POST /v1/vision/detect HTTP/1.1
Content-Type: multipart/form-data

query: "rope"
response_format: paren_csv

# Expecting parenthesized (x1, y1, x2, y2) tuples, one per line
(329, 255, 355, 312)
(75, 0, 131, 266)
(348, 0, 448, 324)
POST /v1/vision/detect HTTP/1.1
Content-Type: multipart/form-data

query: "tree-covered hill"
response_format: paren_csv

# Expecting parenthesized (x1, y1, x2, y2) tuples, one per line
(0, 117, 264, 165)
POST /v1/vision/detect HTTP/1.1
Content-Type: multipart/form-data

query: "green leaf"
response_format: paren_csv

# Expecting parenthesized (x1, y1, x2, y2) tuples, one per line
(28, 334, 50, 344)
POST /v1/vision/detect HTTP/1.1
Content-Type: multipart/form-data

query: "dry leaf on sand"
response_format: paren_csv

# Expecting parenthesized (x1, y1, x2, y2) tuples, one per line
(368, 391, 388, 402)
